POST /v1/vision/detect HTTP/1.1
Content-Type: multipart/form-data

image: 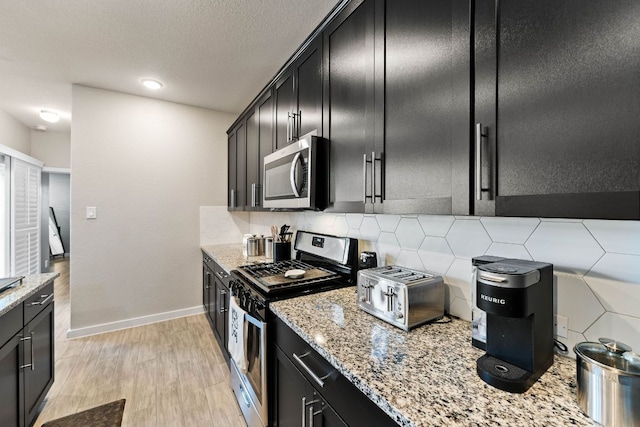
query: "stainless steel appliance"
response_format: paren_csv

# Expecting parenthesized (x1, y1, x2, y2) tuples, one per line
(476, 259, 554, 393)
(357, 265, 445, 331)
(228, 231, 358, 427)
(574, 338, 640, 427)
(263, 132, 327, 210)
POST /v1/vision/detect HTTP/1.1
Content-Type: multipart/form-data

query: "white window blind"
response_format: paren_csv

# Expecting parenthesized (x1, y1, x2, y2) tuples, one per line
(11, 158, 41, 275)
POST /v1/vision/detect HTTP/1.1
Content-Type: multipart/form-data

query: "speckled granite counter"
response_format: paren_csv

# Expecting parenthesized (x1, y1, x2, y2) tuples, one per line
(270, 287, 596, 427)
(201, 244, 269, 273)
(0, 273, 59, 316)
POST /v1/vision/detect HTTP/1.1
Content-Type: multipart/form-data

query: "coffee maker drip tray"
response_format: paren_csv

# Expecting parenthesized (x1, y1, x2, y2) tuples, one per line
(476, 354, 541, 393)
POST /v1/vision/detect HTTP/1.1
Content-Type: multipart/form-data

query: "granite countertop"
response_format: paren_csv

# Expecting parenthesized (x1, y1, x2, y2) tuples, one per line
(270, 287, 596, 427)
(0, 273, 60, 316)
(201, 244, 269, 273)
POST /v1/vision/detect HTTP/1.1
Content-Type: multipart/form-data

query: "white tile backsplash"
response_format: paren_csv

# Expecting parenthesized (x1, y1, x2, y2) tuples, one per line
(200, 209, 640, 357)
(525, 222, 605, 276)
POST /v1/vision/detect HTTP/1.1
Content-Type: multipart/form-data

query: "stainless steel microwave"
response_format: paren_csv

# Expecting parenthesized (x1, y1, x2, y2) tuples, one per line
(263, 132, 327, 210)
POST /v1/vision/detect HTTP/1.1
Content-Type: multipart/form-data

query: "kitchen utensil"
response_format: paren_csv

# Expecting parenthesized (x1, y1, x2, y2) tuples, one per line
(574, 338, 640, 426)
(273, 241, 291, 262)
(265, 237, 274, 259)
(284, 269, 306, 279)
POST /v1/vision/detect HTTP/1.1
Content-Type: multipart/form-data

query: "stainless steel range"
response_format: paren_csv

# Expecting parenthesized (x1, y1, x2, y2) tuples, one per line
(228, 231, 358, 427)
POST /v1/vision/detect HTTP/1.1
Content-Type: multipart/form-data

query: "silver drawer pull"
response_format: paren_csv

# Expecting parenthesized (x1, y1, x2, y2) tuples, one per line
(293, 352, 325, 388)
(30, 293, 54, 306)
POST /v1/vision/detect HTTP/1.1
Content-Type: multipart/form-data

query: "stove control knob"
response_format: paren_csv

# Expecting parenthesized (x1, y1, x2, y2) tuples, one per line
(254, 300, 265, 311)
(396, 312, 404, 319)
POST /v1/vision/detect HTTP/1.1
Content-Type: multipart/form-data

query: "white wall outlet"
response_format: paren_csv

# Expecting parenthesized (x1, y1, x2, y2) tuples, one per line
(554, 314, 568, 339)
(86, 206, 97, 219)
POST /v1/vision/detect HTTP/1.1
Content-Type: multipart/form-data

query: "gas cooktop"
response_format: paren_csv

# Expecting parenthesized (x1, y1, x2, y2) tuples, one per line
(235, 259, 340, 293)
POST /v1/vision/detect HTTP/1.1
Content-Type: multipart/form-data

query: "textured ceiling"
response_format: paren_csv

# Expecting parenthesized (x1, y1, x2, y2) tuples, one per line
(0, 0, 340, 132)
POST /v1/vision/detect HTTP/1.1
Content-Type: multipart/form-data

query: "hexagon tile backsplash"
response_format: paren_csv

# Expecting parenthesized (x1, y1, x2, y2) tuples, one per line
(202, 208, 640, 358)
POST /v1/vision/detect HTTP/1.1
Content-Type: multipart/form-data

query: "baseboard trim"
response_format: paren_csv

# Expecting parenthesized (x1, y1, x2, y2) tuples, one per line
(66, 305, 205, 339)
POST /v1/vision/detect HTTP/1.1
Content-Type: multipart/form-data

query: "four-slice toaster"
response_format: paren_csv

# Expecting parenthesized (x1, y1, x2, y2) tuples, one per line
(357, 265, 445, 331)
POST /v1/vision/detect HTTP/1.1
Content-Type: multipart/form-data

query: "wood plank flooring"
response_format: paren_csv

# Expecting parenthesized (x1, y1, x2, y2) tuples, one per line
(33, 258, 247, 427)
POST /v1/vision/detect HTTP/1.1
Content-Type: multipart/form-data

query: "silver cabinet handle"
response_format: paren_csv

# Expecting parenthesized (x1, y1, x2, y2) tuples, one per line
(219, 289, 227, 313)
(30, 293, 54, 306)
(287, 112, 293, 142)
(293, 352, 324, 388)
(309, 406, 314, 427)
(251, 183, 256, 207)
(230, 189, 236, 208)
(301, 397, 307, 427)
(215, 270, 227, 280)
(475, 123, 485, 201)
(205, 272, 212, 289)
(19, 334, 34, 370)
(289, 152, 302, 198)
(296, 110, 301, 140)
(362, 153, 368, 203)
(371, 151, 376, 204)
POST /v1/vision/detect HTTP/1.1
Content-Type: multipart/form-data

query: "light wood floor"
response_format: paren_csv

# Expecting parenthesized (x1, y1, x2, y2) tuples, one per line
(34, 258, 247, 427)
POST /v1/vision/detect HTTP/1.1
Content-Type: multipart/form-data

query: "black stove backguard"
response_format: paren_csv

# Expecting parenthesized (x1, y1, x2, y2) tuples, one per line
(475, 259, 554, 393)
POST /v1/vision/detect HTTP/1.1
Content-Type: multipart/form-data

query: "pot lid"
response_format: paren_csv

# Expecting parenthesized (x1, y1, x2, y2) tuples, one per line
(575, 338, 640, 376)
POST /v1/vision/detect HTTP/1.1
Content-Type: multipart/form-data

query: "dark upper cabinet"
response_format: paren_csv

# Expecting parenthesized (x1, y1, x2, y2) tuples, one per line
(380, 0, 471, 215)
(245, 90, 274, 210)
(474, 0, 640, 219)
(323, 0, 377, 213)
(275, 39, 323, 150)
(228, 121, 246, 211)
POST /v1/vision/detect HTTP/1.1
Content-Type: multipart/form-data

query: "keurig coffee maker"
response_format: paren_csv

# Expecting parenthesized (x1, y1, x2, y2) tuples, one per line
(475, 259, 554, 393)
(471, 255, 508, 350)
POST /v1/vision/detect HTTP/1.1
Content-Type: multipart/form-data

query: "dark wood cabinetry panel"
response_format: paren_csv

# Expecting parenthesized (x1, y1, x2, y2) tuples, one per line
(474, 0, 640, 219)
(0, 296, 54, 427)
(228, 122, 246, 211)
(295, 38, 323, 138)
(275, 71, 294, 150)
(323, 0, 376, 213)
(24, 303, 54, 426)
(381, 0, 470, 215)
(245, 110, 259, 210)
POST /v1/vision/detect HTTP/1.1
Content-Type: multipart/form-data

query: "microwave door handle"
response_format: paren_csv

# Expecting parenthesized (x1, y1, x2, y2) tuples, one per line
(289, 152, 302, 198)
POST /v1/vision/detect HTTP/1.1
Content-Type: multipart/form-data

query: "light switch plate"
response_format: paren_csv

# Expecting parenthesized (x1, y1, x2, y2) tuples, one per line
(554, 314, 568, 339)
(86, 206, 97, 219)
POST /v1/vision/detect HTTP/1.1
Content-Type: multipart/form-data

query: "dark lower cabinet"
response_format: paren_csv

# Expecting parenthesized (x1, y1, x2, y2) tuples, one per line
(202, 253, 230, 363)
(474, 0, 640, 219)
(271, 315, 396, 427)
(0, 284, 55, 427)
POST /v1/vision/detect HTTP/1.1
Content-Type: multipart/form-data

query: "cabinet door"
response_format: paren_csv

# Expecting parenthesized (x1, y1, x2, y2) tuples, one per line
(203, 264, 214, 325)
(272, 346, 311, 427)
(295, 38, 323, 138)
(474, 0, 640, 219)
(0, 333, 25, 427)
(257, 90, 274, 209)
(275, 70, 294, 150)
(381, 0, 470, 215)
(214, 278, 228, 355)
(323, 0, 377, 213)
(24, 303, 54, 426)
(310, 391, 348, 427)
(245, 109, 260, 210)
(228, 123, 247, 211)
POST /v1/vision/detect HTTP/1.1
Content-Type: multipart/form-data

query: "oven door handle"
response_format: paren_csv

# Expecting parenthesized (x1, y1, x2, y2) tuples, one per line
(293, 352, 325, 388)
(289, 152, 302, 198)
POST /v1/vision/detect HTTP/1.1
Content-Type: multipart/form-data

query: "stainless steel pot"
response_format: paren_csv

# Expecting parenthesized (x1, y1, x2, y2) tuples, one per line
(574, 338, 640, 427)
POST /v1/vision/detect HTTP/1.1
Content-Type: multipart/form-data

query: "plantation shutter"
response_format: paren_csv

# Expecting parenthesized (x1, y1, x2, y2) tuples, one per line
(11, 158, 41, 275)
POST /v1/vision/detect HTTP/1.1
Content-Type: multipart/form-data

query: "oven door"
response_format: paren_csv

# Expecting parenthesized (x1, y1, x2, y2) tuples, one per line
(263, 136, 313, 209)
(230, 307, 268, 427)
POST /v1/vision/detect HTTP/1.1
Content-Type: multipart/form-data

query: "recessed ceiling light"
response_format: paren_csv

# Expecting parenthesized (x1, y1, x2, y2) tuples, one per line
(40, 110, 60, 123)
(34, 124, 48, 131)
(141, 78, 163, 90)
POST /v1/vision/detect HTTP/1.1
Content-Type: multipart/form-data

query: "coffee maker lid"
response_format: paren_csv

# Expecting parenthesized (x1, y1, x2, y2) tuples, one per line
(477, 262, 541, 289)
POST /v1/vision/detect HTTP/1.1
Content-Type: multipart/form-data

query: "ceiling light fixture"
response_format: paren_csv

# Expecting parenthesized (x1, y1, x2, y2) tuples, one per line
(40, 110, 60, 123)
(34, 124, 48, 131)
(141, 78, 163, 90)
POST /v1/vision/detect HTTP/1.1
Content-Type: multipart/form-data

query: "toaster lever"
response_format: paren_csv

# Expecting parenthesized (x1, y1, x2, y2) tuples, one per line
(384, 286, 396, 312)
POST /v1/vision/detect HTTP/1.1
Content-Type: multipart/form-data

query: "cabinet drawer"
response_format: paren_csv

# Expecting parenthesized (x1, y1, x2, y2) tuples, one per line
(24, 282, 54, 324)
(0, 304, 23, 348)
(272, 315, 397, 427)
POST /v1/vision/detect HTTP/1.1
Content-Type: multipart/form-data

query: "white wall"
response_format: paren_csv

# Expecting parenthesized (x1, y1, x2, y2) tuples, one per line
(30, 130, 71, 169)
(0, 110, 30, 153)
(70, 85, 234, 336)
